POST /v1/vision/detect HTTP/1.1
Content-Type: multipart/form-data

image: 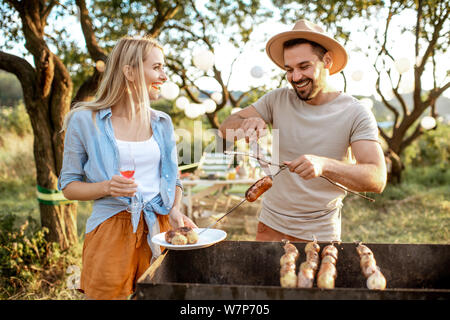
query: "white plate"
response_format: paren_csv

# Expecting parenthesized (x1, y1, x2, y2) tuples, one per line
(151, 228, 227, 250)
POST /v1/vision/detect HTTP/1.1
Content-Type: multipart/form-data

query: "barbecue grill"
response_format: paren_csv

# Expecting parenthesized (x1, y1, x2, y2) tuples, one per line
(136, 241, 450, 300)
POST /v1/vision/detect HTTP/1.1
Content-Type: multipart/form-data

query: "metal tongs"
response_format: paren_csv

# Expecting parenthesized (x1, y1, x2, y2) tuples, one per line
(198, 143, 277, 235)
(225, 144, 375, 202)
(197, 197, 248, 235)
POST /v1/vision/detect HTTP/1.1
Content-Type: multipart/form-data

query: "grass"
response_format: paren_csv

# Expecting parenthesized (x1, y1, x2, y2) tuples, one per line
(0, 131, 449, 299)
(341, 183, 449, 244)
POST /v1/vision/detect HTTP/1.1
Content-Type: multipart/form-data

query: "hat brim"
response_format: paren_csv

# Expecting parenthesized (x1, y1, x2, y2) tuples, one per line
(266, 30, 348, 75)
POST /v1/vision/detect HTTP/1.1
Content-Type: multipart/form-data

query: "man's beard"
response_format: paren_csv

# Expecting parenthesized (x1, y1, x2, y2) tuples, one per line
(291, 78, 314, 101)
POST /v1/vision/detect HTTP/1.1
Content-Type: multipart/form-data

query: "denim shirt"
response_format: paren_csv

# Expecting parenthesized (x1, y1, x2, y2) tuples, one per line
(57, 107, 182, 257)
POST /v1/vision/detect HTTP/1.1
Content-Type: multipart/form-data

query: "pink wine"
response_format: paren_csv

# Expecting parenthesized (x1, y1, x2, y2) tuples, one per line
(120, 170, 135, 179)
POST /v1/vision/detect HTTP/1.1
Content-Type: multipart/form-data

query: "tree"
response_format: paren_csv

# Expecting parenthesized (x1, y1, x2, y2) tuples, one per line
(0, 0, 181, 248)
(273, 0, 449, 183)
(160, 0, 273, 129)
(72, 0, 182, 102)
(0, 1, 77, 249)
(370, 0, 449, 183)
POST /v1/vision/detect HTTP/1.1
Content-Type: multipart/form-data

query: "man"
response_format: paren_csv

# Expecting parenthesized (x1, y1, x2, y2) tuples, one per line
(219, 20, 386, 242)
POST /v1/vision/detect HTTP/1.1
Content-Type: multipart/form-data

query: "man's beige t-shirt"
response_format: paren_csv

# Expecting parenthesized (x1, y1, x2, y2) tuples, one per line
(253, 87, 379, 242)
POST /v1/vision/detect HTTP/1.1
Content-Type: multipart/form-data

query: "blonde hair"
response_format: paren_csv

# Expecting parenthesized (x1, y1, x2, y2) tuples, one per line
(62, 36, 163, 131)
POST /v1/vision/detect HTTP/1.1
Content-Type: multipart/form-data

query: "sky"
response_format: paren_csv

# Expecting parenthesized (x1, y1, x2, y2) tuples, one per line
(2, 1, 449, 100)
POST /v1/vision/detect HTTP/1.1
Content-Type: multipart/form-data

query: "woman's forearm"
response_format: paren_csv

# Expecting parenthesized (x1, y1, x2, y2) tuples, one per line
(172, 185, 183, 210)
(62, 180, 110, 201)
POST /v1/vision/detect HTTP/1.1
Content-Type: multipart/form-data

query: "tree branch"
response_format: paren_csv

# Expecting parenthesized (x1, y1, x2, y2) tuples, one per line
(400, 123, 423, 153)
(75, 0, 106, 62)
(169, 24, 202, 41)
(377, 126, 390, 144)
(188, 0, 209, 46)
(379, 4, 396, 62)
(148, 0, 182, 38)
(374, 66, 399, 125)
(389, 70, 409, 116)
(0, 50, 37, 106)
(414, 0, 422, 59)
(234, 87, 260, 106)
(41, 0, 57, 22)
(417, 8, 449, 73)
(424, 81, 450, 106)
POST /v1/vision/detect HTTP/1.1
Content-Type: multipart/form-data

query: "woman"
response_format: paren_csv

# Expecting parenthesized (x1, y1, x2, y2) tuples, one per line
(58, 36, 196, 300)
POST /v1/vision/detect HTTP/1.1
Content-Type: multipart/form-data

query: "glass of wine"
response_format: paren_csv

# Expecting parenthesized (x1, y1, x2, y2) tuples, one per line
(119, 143, 140, 214)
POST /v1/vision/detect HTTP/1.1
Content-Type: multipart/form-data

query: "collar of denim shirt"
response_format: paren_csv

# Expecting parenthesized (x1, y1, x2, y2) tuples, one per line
(98, 107, 170, 122)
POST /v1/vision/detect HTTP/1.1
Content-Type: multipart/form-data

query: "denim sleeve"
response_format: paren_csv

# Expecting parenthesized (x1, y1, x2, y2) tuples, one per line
(57, 114, 88, 191)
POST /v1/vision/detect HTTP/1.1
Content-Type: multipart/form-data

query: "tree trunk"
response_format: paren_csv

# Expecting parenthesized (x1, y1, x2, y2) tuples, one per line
(40, 202, 78, 249)
(384, 149, 404, 184)
(205, 112, 219, 129)
(72, 69, 102, 104)
(26, 81, 78, 250)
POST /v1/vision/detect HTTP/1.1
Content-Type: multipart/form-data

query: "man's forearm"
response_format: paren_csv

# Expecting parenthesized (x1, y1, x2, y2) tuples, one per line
(218, 113, 245, 140)
(322, 159, 386, 193)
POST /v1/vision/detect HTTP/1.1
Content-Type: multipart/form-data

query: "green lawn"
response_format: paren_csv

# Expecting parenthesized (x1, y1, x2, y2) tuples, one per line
(341, 183, 449, 244)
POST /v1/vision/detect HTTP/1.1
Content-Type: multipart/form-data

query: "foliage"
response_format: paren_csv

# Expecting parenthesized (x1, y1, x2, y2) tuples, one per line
(403, 164, 450, 187)
(0, 70, 22, 106)
(159, 0, 275, 127)
(0, 102, 32, 138)
(403, 124, 450, 168)
(0, 213, 83, 299)
(0, 215, 58, 284)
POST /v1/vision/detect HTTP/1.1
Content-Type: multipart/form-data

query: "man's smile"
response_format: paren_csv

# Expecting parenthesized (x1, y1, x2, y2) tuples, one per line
(293, 79, 311, 89)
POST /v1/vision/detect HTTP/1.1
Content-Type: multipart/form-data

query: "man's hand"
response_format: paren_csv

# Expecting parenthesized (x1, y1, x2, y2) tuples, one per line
(241, 117, 267, 142)
(169, 207, 198, 229)
(219, 106, 268, 142)
(284, 155, 328, 180)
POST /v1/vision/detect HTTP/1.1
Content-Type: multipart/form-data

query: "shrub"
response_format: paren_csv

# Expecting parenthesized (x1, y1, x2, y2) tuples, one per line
(0, 214, 63, 298)
(0, 214, 79, 299)
(403, 165, 450, 187)
(0, 102, 32, 137)
(403, 124, 450, 168)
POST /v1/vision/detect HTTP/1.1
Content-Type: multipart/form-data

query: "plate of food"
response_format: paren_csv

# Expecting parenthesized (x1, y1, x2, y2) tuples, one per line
(151, 227, 227, 250)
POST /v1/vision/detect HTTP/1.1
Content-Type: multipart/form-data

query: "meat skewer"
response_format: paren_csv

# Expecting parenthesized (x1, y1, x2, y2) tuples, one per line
(317, 243, 338, 289)
(356, 243, 387, 290)
(297, 237, 320, 288)
(280, 240, 299, 288)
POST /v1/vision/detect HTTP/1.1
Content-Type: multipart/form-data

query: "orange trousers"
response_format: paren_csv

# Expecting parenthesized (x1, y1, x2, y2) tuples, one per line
(79, 211, 171, 300)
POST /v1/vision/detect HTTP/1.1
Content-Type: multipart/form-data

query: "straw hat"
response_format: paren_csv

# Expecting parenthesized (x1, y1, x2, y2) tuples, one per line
(266, 19, 348, 75)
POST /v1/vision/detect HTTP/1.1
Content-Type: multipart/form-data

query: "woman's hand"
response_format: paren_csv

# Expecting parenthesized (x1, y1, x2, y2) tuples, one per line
(106, 175, 138, 197)
(169, 206, 198, 229)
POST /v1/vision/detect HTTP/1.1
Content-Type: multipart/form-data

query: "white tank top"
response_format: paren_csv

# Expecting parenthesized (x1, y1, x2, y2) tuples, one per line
(116, 136, 161, 202)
